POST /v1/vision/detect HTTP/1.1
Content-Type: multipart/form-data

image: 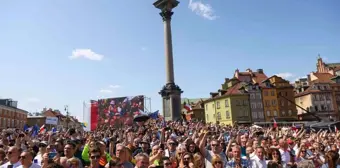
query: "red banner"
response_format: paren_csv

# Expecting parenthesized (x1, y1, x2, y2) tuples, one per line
(90, 100, 98, 131)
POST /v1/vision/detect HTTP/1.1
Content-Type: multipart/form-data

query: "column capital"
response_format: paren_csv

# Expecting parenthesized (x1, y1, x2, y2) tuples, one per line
(160, 10, 174, 21)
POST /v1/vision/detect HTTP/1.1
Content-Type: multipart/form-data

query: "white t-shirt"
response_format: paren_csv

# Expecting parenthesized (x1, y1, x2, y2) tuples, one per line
(17, 163, 41, 168)
(0, 161, 21, 168)
(33, 154, 43, 166)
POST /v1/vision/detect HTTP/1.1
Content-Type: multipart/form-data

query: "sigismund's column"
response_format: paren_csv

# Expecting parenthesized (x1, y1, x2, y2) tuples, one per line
(154, 0, 183, 121)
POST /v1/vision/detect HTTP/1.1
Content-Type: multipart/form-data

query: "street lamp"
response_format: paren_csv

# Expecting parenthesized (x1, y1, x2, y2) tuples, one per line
(64, 105, 70, 129)
(154, 0, 183, 121)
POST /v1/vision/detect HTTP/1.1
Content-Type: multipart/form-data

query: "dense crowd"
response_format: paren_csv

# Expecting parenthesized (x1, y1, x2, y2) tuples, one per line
(0, 119, 339, 168)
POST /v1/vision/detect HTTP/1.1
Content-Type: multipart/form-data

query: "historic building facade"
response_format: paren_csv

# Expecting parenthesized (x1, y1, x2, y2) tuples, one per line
(0, 99, 27, 129)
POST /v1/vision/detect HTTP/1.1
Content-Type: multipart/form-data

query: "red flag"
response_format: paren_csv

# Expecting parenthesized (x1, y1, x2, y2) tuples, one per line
(335, 125, 338, 133)
(90, 100, 98, 131)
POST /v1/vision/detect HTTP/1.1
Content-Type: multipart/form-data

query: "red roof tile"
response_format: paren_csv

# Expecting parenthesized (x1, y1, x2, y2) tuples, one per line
(224, 82, 245, 96)
(312, 72, 334, 82)
(237, 71, 268, 84)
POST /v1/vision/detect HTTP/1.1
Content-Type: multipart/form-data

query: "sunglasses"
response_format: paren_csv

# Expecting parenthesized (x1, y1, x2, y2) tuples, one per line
(20, 156, 26, 159)
(90, 155, 101, 159)
(214, 161, 223, 164)
(183, 157, 190, 160)
(164, 163, 172, 166)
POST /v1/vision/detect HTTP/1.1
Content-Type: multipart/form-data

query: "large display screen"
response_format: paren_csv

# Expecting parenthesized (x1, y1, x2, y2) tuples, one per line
(95, 95, 144, 127)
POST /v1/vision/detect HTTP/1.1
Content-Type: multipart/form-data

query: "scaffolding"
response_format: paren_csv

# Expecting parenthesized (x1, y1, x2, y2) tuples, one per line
(143, 96, 152, 113)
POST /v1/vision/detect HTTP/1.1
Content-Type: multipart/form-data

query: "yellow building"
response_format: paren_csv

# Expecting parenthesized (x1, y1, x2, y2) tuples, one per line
(204, 78, 251, 125)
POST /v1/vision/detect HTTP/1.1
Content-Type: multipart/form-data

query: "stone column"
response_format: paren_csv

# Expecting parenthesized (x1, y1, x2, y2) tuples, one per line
(154, 0, 183, 121)
(161, 10, 175, 84)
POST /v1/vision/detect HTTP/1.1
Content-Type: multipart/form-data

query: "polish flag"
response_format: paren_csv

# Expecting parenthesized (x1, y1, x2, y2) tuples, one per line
(184, 103, 192, 112)
(273, 118, 277, 128)
(39, 125, 46, 134)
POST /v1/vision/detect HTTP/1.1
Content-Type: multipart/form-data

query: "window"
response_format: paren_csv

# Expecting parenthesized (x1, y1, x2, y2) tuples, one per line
(257, 102, 263, 108)
(282, 111, 286, 116)
(216, 101, 220, 109)
(252, 112, 258, 119)
(217, 112, 221, 120)
(273, 111, 278, 116)
(206, 114, 209, 121)
(271, 91, 275, 96)
(326, 94, 330, 100)
(226, 111, 230, 119)
(243, 100, 248, 105)
(285, 92, 288, 96)
(225, 99, 229, 107)
(206, 104, 208, 110)
(281, 100, 284, 106)
(256, 93, 262, 99)
(265, 100, 270, 107)
(272, 100, 277, 106)
(266, 111, 271, 116)
(327, 104, 331, 110)
(288, 110, 292, 116)
(264, 91, 268, 96)
(236, 100, 240, 106)
(251, 103, 256, 109)
(250, 93, 255, 99)
(244, 110, 249, 116)
(258, 112, 264, 118)
(288, 101, 291, 106)
(212, 103, 215, 108)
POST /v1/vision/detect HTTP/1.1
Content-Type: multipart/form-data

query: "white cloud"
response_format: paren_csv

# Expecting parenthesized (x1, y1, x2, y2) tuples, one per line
(99, 89, 112, 93)
(294, 76, 307, 81)
(188, 0, 217, 20)
(69, 49, 104, 61)
(27, 97, 40, 103)
(109, 85, 121, 89)
(275, 72, 295, 79)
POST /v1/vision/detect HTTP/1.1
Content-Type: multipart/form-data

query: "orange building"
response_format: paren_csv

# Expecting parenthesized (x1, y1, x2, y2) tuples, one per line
(261, 76, 297, 121)
(0, 99, 28, 129)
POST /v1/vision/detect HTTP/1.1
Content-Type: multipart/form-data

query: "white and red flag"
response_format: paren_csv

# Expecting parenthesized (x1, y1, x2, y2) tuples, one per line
(39, 124, 46, 134)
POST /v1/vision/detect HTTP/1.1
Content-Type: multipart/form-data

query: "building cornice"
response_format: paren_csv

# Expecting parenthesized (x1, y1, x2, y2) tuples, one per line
(0, 105, 28, 114)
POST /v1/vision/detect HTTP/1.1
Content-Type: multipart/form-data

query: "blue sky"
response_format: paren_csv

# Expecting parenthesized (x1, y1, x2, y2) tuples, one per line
(0, 0, 339, 122)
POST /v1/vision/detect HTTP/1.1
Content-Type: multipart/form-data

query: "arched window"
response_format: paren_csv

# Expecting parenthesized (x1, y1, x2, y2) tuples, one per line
(273, 111, 278, 116)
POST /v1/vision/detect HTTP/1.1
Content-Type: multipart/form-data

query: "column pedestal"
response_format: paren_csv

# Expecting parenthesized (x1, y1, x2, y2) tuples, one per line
(159, 83, 183, 121)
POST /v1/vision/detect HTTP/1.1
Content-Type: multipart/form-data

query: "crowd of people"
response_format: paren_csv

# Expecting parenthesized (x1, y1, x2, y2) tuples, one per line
(0, 119, 339, 168)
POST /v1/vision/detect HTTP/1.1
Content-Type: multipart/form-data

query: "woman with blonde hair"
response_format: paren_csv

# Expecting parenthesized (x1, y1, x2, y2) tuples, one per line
(211, 155, 224, 168)
(193, 153, 204, 168)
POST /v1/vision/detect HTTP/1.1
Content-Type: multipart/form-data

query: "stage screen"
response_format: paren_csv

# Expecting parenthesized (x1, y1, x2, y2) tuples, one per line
(95, 95, 144, 127)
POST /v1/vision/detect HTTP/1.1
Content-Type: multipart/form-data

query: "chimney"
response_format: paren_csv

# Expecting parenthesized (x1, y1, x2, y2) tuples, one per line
(246, 68, 252, 73)
(257, 69, 264, 74)
(307, 74, 311, 83)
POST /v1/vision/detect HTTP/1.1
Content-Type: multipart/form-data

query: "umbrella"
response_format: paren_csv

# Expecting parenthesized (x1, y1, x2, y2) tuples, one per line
(133, 114, 150, 122)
